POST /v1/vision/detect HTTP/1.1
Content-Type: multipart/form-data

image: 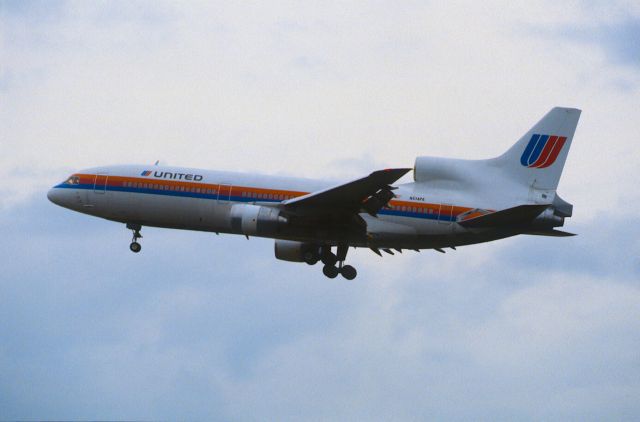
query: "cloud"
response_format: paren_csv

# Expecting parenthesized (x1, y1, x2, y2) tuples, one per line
(2, 1, 640, 420)
(2, 1, 639, 216)
(573, 19, 640, 68)
(2, 195, 640, 419)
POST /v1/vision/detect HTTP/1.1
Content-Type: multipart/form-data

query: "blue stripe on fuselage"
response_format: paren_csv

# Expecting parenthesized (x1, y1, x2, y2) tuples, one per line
(52, 184, 454, 220)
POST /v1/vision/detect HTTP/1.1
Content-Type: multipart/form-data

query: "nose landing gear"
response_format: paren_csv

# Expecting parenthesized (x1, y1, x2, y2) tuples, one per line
(320, 245, 357, 280)
(127, 223, 143, 253)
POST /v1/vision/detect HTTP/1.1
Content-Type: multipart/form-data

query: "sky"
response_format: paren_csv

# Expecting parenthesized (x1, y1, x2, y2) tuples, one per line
(1, 0, 640, 420)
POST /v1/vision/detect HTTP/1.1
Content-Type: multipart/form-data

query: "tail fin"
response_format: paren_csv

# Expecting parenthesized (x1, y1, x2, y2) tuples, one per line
(496, 107, 581, 190)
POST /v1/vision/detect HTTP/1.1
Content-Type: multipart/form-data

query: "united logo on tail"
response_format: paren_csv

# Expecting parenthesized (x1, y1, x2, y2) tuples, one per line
(520, 134, 567, 168)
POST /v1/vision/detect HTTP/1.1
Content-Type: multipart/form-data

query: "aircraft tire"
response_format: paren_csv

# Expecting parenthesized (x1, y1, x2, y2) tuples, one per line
(321, 251, 338, 266)
(322, 264, 339, 279)
(130, 242, 142, 253)
(340, 265, 357, 280)
(303, 251, 319, 265)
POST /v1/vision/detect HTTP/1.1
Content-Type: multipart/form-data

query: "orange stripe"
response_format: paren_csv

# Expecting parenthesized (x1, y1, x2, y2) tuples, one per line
(75, 173, 489, 216)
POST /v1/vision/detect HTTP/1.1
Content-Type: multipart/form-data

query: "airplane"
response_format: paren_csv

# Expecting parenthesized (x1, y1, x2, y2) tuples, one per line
(48, 107, 580, 280)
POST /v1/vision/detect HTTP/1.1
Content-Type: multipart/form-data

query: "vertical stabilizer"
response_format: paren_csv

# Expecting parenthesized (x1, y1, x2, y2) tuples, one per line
(495, 107, 581, 190)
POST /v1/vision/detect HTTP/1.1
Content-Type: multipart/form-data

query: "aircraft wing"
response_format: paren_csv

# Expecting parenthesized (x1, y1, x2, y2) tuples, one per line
(282, 168, 412, 216)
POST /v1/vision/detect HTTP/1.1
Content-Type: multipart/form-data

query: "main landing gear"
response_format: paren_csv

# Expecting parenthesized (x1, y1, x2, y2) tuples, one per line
(127, 223, 143, 253)
(319, 245, 357, 280)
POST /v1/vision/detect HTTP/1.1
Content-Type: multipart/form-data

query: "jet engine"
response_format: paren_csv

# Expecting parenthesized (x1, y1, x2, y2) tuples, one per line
(230, 204, 288, 236)
(274, 240, 320, 264)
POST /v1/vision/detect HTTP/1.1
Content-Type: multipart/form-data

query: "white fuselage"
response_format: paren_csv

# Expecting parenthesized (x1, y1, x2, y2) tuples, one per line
(47, 164, 513, 250)
(46, 107, 578, 279)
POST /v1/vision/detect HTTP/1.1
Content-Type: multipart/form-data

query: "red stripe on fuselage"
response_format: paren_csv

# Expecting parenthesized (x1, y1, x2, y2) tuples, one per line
(73, 173, 484, 219)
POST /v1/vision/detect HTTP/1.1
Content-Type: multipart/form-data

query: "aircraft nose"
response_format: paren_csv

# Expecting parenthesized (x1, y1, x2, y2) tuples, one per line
(47, 188, 63, 206)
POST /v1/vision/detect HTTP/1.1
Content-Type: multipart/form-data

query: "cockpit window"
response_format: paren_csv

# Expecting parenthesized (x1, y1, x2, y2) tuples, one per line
(64, 176, 80, 185)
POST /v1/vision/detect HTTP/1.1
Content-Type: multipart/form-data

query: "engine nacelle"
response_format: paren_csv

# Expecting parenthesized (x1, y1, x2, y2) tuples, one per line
(414, 156, 468, 184)
(274, 240, 319, 263)
(230, 204, 288, 236)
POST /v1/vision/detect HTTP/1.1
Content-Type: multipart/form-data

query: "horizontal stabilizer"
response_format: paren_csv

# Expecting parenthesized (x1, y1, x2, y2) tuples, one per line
(522, 229, 576, 237)
(459, 204, 549, 228)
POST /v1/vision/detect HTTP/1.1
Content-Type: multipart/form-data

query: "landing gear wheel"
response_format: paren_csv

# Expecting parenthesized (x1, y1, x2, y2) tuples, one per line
(340, 265, 357, 280)
(303, 251, 319, 265)
(322, 264, 339, 279)
(126, 223, 143, 253)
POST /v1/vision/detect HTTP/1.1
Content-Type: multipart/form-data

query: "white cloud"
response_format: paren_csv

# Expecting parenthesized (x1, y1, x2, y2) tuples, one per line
(2, 1, 639, 216)
(2, 2, 640, 419)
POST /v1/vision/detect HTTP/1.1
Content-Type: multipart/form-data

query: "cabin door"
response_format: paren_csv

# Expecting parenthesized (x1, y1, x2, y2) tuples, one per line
(438, 203, 453, 225)
(217, 184, 232, 202)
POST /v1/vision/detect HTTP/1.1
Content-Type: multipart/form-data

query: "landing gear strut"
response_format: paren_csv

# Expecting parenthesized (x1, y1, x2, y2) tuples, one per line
(320, 245, 357, 280)
(127, 223, 142, 253)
